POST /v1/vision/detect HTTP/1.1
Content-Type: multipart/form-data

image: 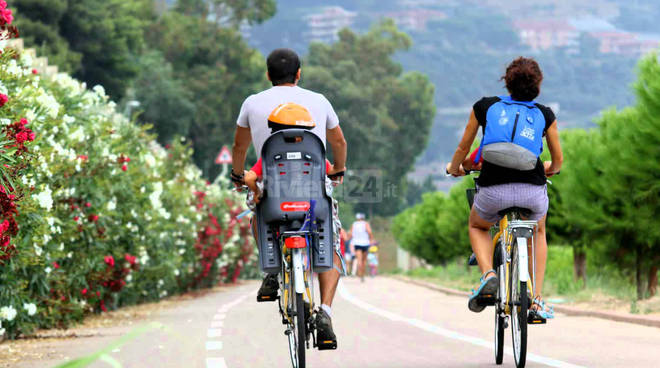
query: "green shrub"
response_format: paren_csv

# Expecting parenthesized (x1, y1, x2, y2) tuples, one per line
(0, 35, 255, 338)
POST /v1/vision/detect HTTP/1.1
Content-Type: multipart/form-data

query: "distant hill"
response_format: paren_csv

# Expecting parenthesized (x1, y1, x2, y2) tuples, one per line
(243, 0, 654, 181)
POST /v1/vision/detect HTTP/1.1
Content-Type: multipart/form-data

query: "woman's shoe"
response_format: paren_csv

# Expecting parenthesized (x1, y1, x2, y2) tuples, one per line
(468, 269, 498, 313)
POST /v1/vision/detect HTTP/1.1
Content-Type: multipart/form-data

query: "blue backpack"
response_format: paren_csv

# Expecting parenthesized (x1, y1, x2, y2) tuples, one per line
(474, 96, 546, 170)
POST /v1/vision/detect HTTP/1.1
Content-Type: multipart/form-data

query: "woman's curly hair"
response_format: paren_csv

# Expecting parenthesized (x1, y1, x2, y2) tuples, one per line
(501, 57, 543, 101)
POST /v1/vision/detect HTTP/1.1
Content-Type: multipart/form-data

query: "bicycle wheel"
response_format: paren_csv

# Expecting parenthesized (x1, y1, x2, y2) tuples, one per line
(510, 243, 528, 368)
(494, 240, 506, 365)
(295, 292, 306, 368)
(285, 274, 299, 368)
(495, 309, 505, 364)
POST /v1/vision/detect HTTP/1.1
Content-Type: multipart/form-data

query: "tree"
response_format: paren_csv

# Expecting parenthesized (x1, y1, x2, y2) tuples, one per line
(147, 9, 269, 177)
(126, 51, 196, 145)
(393, 176, 473, 265)
(303, 20, 436, 215)
(12, 0, 81, 72)
(13, 0, 155, 99)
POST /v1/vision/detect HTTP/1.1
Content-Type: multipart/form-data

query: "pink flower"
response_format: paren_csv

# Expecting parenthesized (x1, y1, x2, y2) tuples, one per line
(104, 255, 115, 268)
(121, 164, 127, 172)
(28, 132, 35, 141)
(32, 69, 38, 75)
(19, 118, 28, 127)
(124, 253, 136, 265)
(0, 7, 13, 26)
(81, 288, 88, 295)
(53, 261, 60, 269)
(15, 131, 28, 143)
(77, 155, 88, 161)
(89, 214, 99, 222)
(85, 202, 91, 208)
(0, 220, 8, 234)
(0, 94, 7, 107)
(73, 216, 79, 222)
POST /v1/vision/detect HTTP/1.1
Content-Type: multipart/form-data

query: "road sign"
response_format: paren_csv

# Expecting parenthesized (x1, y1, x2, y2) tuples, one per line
(215, 146, 232, 164)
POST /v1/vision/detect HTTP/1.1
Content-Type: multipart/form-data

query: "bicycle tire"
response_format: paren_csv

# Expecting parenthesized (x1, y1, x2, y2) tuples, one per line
(295, 292, 306, 368)
(494, 241, 505, 365)
(495, 309, 505, 364)
(510, 244, 528, 368)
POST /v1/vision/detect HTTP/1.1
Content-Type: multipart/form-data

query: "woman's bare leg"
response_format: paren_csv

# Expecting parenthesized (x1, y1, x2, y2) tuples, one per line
(469, 208, 496, 276)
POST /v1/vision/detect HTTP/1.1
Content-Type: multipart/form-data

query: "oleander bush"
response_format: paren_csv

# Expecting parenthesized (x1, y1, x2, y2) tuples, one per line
(0, 5, 255, 339)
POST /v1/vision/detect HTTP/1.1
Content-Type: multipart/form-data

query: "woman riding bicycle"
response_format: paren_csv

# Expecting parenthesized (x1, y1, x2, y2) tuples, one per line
(446, 57, 563, 320)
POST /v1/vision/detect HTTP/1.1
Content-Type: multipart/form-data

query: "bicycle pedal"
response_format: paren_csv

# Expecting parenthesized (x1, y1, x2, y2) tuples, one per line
(527, 315, 547, 325)
(317, 339, 337, 350)
(256, 294, 277, 302)
(477, 294, 496, 306)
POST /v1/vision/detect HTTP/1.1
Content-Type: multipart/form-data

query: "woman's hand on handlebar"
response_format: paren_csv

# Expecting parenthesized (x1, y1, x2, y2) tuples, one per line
(543, 161, 561, 177)
(446, 162, 467, 177)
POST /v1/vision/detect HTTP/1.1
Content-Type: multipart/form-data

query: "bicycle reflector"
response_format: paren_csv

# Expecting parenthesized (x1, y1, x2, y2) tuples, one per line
(285, 236, 307, 249)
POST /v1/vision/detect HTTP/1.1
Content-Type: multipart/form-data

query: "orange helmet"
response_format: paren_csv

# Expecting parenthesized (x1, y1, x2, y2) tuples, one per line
(268, 103, 316, 132)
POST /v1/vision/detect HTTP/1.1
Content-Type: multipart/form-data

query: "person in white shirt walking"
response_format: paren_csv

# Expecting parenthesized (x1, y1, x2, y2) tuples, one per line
(348, 213, 375, 282)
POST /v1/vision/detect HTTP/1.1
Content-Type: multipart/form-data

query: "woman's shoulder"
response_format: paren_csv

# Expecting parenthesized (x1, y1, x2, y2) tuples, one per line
(473, 96, 502, 126)
(473, 96, 502, 114)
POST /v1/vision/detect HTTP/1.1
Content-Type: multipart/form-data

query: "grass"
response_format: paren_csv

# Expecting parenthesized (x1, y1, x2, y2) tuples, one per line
(406, 246, 659, 314)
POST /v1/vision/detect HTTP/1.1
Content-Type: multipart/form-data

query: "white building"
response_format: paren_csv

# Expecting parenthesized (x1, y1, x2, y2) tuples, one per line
(305, 6, 357, 43)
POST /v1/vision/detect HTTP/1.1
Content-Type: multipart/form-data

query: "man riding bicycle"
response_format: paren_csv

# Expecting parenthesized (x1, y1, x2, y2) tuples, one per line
(446, 57, 563, 320)
(231, 48, 347, 346)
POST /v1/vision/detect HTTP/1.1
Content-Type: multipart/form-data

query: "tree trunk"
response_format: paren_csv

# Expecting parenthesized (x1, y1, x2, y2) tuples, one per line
(573, 247, 587, 286)
(635, 244, 644, 300)
(648, 265, 658, 297)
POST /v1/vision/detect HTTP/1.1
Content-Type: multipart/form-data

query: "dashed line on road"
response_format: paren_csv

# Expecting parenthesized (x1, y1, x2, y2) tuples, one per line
(205, 292, 250, 368)
(338, 282, 587, 368)
(206, 357, 228, 368)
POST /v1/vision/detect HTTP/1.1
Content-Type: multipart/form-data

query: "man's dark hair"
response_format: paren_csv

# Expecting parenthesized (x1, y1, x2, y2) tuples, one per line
(267, 48, 301, 86)
(501, 57, 543, 101)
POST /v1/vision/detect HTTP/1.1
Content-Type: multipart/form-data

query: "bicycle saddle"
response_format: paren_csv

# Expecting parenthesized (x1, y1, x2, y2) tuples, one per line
(497, 207, 532, 218)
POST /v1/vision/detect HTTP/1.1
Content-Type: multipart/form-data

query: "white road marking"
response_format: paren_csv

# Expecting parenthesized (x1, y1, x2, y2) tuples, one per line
(206, 341, 223, 351)
(206, 357, 227, 368)
(205, 291, 252, 368)
(338, 283, 587, 368)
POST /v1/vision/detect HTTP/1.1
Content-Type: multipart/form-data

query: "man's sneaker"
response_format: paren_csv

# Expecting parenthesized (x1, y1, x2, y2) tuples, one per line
(315, 308, 337, 350)
(257, 274, 278, 302)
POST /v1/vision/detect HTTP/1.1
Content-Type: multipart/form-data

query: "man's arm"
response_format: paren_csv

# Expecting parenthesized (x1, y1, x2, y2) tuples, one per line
(327, 126, 347, 173)
(231, 126, 252, 184)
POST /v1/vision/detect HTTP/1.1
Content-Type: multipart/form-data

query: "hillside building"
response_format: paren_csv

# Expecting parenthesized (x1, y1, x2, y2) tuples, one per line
(305, 6, 357, 43)
(513, 20, 580, 51)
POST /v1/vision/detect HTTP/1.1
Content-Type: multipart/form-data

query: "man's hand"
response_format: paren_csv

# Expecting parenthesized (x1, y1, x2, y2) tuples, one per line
(230, 170, 245, 189)
(327, 164, 345, 185)
(446, 162, 466, 177)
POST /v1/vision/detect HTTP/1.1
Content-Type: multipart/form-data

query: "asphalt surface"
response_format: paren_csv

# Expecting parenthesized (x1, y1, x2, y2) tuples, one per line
(14, 277, 660, 368)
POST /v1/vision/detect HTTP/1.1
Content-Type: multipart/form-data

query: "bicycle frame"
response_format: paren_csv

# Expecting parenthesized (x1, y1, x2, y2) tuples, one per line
(493, 216, 537, 311)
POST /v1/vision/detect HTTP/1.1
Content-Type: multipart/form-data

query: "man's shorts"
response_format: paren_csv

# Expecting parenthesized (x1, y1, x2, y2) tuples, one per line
(473, 183, 548, 223)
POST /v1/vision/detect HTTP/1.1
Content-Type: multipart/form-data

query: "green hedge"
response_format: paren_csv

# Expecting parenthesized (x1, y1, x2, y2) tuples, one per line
(0, 39, 255, 338)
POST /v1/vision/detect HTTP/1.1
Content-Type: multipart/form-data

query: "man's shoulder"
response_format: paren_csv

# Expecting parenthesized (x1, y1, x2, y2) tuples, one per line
(294, 86, 329, 102)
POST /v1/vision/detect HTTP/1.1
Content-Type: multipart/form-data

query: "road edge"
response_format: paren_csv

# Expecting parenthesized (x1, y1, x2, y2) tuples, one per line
(391, 275, 660, 329)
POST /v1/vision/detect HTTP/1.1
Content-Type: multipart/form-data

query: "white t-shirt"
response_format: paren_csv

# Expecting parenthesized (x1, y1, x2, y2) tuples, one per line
(236, 86, 340, 155)
(351, 221, 370, 246)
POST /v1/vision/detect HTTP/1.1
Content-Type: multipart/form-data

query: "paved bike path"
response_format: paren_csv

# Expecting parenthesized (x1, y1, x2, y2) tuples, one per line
(11, 278, 660, 367)
(221, 277, 660, 368)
